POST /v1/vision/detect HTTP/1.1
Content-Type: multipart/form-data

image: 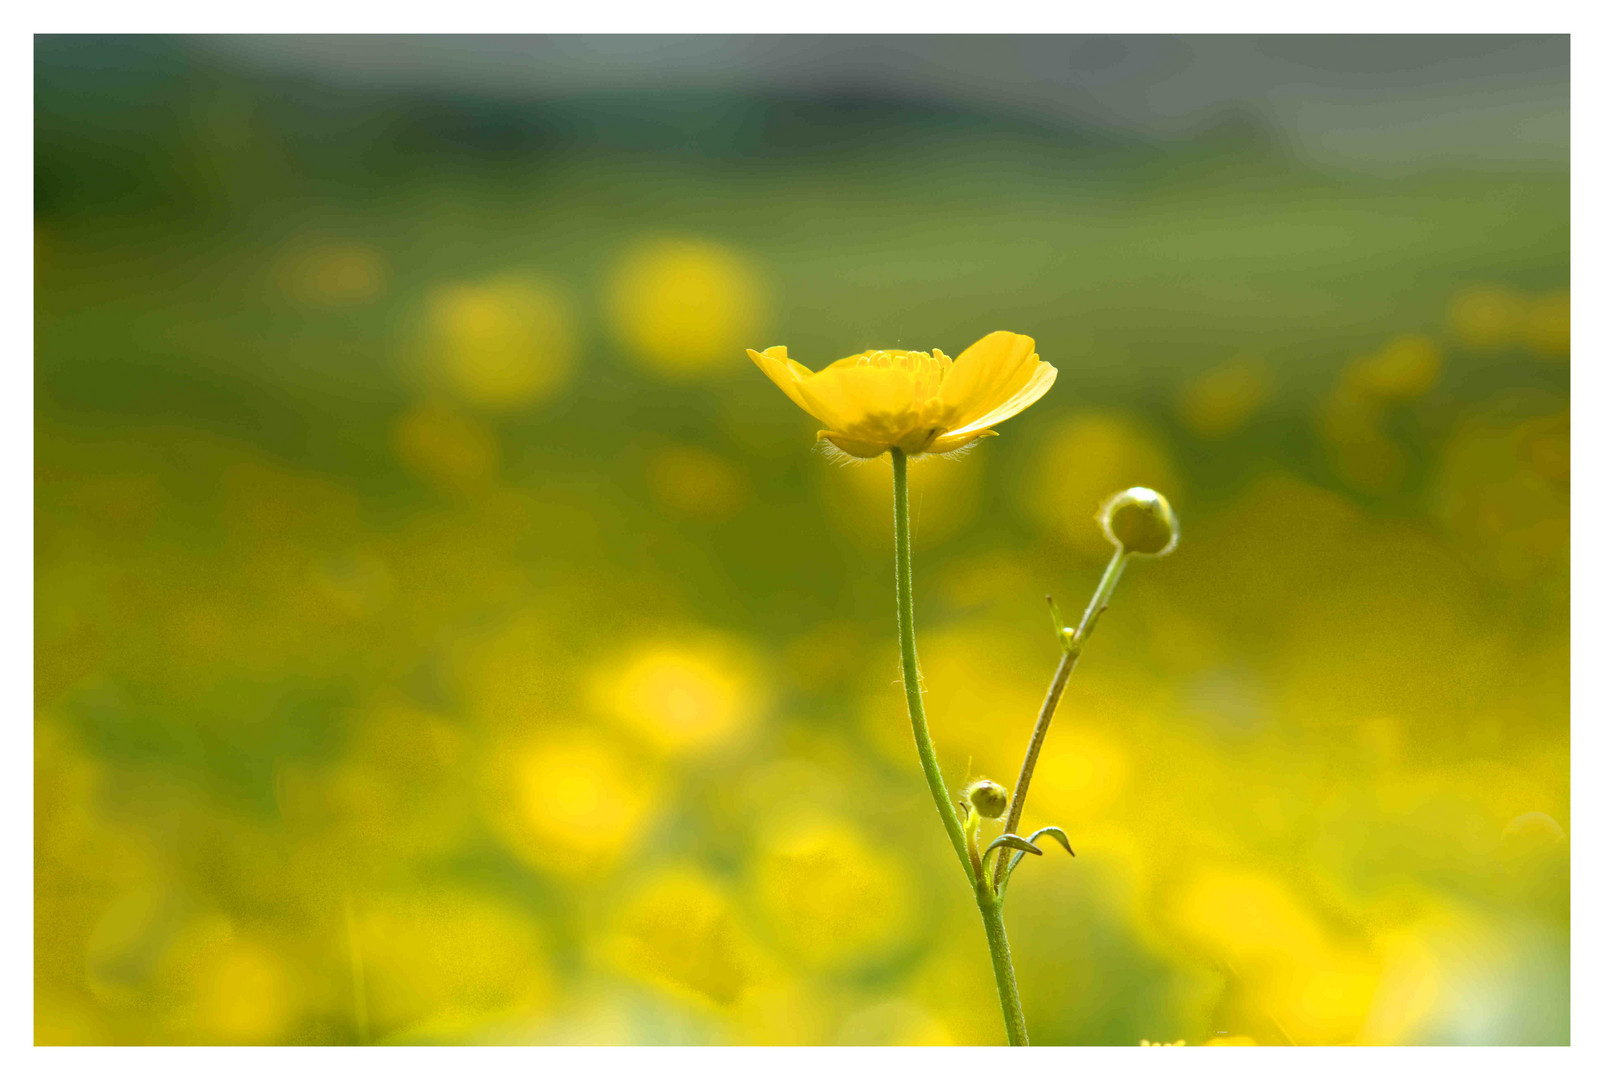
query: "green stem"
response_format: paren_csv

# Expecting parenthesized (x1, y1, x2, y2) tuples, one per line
(995, 548, 1129, 888)
(891, 448, 1027, 1044)
(978, 895, 1029, 1047)
(890, 449, 973, 888)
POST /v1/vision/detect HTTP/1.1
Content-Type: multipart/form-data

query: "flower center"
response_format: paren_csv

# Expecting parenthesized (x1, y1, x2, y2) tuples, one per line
(852, 349, 949, 403)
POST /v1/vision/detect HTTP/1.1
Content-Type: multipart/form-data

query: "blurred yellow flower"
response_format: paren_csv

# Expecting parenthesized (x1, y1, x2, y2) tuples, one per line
(1523, 289, 1569, 358)
(353, 889, 552, 1041)
(495, 730, 661, 878)
(750, 818, 918, 971)
(608, 237, 769, 378)
(391, 400, 499, 492)
(1176, 355, 1271, 437)
(424, 275, 578, 410)
(155, 915, 302, 1044)
(590, 633, 761, 755)
(608, 867, 764, 1009)
(276, 238, 389, 307)
(749, 331, 1055, 458)
(646, 444, 750, 520)
(1021, 411, 1179, 556)
(1343, 334, 1442, 401)
(1448, 284, 1527, 350)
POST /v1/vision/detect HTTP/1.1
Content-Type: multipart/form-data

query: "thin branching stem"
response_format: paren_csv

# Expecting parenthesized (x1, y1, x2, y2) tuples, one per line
(995, 548, 1129, 889)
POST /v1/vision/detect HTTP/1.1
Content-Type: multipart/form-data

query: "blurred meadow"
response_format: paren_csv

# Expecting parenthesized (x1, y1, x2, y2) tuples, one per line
(34, 35, 1569, 1045)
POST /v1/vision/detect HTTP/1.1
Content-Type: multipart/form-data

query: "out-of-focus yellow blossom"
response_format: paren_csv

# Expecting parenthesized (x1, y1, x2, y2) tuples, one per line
(1448, 284, 1528, 350)
(1319, 399, 1406, 494)
(391, 399, 499, 492)
(1432, 402, 1568, 584)
(423, 275, 578, 410)
(1203, 1035, 1256, 1046)
(748, 331, 1055, 458)
(1170, 867, 1378, 1045)
(1028, 723, 1131, 822)
(589, 633, 761, 755)
(1176, 355, 1271, 437)
(607, 866, 766, 1009)
(1022, 411, 1179, 556)
(492, 729, 661, 878)
(646, 445, 750, 520)
(750, 818, 918, 971)
(1523, 289, 1570, 358)
(275, 238, 388, 307)
(609, 237, 769, 378)
(1343, 335, 1442, 402)
(154, 915, 302, 1044)
(352, 889, 552, 1042)
(839, 999, 956, 1045)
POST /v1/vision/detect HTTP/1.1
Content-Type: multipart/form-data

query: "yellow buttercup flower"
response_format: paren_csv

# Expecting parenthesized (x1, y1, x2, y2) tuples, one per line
(748, 331, 1056, 458)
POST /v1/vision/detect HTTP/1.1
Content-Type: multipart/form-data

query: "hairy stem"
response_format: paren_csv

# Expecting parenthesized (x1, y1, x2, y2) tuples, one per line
(891, 448, 1027, 1044)
(978, 895, 1029, 1047)
(890, 448, 974, 888)
(995, 548, 1129, 888)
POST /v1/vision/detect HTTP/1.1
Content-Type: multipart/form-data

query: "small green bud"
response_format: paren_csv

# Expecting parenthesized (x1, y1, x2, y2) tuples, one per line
(965, 779, 1009, 819)
(1099, 487, 1179, 557)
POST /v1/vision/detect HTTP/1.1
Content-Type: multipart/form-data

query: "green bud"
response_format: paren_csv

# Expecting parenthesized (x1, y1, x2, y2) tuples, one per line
(965, 779, 1009, 820)
(1099, 487, 1179, 557)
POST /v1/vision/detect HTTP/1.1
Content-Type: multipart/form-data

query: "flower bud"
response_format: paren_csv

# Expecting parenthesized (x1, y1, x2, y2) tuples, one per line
(965, 779, 1009, 820)
(1099, 487, 1179, 557)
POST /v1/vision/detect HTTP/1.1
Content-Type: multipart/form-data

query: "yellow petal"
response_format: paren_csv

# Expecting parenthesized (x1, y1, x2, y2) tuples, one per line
(943, 362, 1058, 439)
(797, 362, 919, 436)
(748, 347, 820, 419)
(940, 332, 1039, 422)
(818, 430, 890, 458)
(925, 429, 998, 455)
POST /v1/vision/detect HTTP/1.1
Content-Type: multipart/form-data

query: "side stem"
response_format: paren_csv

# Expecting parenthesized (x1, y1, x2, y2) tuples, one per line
(995, 548, 1129, 888)
(891, 449, 1027, 1045)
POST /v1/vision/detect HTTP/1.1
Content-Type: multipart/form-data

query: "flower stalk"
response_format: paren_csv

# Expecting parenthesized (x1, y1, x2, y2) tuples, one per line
(891, 447, 1026, 1042)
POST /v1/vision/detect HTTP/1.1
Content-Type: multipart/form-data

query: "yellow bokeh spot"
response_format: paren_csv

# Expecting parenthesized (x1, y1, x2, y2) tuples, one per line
(606, 237, 769, 378)
(839, 999, 955, 1045)
(1027, 725, 1130, 822)
(1023, 412, 1180, 557)
(156, 916, 300, 1044)
(1203, 1035, 1256, 1046)
(1173, 868, 1327, 967)
(276, 238, 388, 307)
(1319, 395, 1406, 494)
(1523, 290, 1569, 358)
(391, 400, 499, 492)
(646, 445, 750, 520)
(1171, 868, 1379, 1043)
(608, 867, 763, 1008)
(424, 275, 578, 410)
(1343, 335, 1442, 402)
(750, 818, 917, 970)
(498, 730, 660, 878)
(1448, 284, 1527, 350)
(1176, 356, 1271, 437)
(590, 634, 760, 754)
(354, 889, 551, 1041)
(196, 939, 299, 1044)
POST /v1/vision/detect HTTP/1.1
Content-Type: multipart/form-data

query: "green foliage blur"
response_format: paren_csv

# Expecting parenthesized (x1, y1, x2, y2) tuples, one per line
(35, 36, 1569, 1045)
